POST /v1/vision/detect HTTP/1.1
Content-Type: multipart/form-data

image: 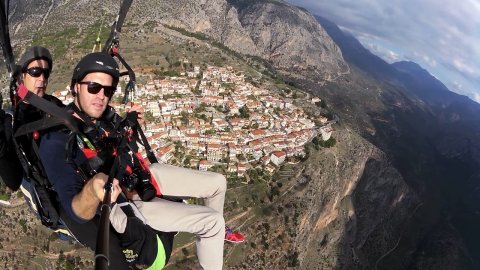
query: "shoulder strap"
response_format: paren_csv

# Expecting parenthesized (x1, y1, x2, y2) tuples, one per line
(17, 85, 79, 133)
(9, 98, 73, 229)
(68, 103, 95, 126)
(124, 111, 158, 164)
(13, 128, 62, 229)
(14, 116, 66, 137)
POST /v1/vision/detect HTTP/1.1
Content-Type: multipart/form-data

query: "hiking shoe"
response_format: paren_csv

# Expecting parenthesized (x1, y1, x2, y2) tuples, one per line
(225, 226, 245, 243)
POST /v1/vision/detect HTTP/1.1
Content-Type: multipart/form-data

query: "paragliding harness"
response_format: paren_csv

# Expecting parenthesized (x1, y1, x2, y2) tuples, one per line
(0, 0, 73, 237)
(93, 1, 176, 268)
(68, 103, 160, 203)
(13, 87, 176, 269)
(0, 0, 175, 268)
(63, 102, 176, 270)
(14, 98, 76, 240)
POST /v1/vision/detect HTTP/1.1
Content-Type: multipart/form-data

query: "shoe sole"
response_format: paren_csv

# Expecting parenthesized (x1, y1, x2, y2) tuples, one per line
(225, 239, 245, 243)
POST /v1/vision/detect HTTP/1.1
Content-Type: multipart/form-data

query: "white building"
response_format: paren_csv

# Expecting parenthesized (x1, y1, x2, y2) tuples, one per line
(319, 125, 333, 141)
(270, 151, 286, 166)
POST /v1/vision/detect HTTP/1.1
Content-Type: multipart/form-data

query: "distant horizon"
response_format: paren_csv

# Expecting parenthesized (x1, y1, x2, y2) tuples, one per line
(287, 0, 480, 104)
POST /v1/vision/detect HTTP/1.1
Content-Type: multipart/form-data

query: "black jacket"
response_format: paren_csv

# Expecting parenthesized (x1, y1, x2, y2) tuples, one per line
(0, 108, 22, 190)
(0, 94, 64, 191)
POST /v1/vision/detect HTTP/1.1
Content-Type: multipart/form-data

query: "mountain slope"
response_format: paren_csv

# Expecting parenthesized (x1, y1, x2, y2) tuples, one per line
(7, 0, 348, 82)
(392, 60, 473, 108)
(311, 14, 480, 269)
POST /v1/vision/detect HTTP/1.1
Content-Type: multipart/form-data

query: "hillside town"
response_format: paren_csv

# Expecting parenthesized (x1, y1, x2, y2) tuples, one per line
(49, 65, 333, 179)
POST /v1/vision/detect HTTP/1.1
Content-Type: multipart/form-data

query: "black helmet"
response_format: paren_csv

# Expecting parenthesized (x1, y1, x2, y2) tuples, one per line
(71, 52, 120, 92)
(18, 46, 53, 72)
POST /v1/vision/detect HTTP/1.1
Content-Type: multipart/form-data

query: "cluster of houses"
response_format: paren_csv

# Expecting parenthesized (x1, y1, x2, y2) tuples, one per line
(51, 65, 334, 177)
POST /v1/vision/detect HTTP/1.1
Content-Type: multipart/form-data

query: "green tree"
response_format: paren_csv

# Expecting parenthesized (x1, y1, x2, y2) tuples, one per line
(205, 129, 216, 135)
(221, 156, 230, 164)
(322, 137, 336, 147)
(239, 105, 250, 118)
(183, 156, 192, 167)
(314, 137, 336, 148)
(65, 261, 74, 270)
(214, 105, 223, 112)
(273, 107, 281, 115)
(144, 111, 155, 123)
(174, 141, 181, 154)
(320, 99, 327, 108)
(292, 91, 298, 99)
(58, 250, 65, 264)
(180, 111, 189, 125)
(195, 102, 207, 113)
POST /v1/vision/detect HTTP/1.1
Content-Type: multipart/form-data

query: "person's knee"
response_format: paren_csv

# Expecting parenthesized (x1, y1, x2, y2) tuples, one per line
(211, 173, 227, 194)
(199, 212, 225, 238)
(210, 212, 225, 237)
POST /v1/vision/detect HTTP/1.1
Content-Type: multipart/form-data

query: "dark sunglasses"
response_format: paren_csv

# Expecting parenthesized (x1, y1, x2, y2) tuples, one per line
(24, 67, 50, 79)
(78, 81, 116, 97)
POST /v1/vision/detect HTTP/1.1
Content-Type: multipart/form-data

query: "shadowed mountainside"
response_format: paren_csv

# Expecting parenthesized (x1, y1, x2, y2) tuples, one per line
(305, 14, 480, 269)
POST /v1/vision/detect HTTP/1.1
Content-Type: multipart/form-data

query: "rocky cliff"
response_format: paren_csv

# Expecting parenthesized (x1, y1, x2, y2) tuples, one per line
(235, 127, 421, 269)
(8, 0, 347, 80)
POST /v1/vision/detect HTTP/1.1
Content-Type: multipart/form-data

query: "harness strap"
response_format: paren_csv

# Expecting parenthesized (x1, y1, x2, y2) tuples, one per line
(69, 102, 97, 128)
(14, 115, 65, 137)
(111, 52, 135, 104)
(0, 0, 18, 106)
(29, 135, 49, 185)
(124, 111, 158, 164)
(137, 119, 158, 164)
(14, 109, 62, 229)
(17, 84, 79, 133)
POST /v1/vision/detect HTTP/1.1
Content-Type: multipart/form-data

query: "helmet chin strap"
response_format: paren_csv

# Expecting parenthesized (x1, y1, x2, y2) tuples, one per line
(73, 96, 98, 125)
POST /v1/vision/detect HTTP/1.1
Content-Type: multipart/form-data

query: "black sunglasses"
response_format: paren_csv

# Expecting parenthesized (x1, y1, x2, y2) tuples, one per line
(78, 81, 116, 97)
(25, 67, 50, 79)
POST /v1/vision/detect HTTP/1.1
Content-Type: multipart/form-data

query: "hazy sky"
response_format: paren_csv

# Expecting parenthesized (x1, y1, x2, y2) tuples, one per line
(286, 0, 480, 103)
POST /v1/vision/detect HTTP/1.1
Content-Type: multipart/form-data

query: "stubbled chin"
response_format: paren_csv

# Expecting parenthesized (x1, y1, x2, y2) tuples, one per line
(33, 88, 45, 97)
(91, 105, 106, 118)
(93, 104, 106, 111)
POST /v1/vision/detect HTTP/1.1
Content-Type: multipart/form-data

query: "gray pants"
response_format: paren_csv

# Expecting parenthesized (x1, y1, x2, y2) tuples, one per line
(134, 163, 226, 270)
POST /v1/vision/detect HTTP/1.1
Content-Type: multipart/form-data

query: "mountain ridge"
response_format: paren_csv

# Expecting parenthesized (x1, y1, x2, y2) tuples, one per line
(311, 13, 480, 269)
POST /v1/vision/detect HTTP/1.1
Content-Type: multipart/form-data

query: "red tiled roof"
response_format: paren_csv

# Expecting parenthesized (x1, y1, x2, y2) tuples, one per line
(272, 151, 286, 158)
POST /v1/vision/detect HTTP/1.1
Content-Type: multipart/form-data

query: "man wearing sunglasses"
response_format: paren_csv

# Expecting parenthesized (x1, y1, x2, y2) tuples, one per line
(18, 46, 52, 98)
(0, 46, 62, 191)
(38, 52, 243, 269)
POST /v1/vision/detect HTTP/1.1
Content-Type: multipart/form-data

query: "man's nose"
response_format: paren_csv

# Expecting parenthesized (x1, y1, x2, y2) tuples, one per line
(97, 88, 107, 99)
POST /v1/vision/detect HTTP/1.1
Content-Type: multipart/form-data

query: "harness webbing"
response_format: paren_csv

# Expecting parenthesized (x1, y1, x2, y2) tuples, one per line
(29, 139, 61, 228)
(0, 0, 18, 105)
(1, 0, 171, 268)
(14, 115, 65, 137)
(102, 0, 132, 54)
(123, 110, 158, 164)
(0, 0, 13, 72)
(10, 103, 65, 230)
(17, 85, 79, 133)
(112, 51, 136, 104)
